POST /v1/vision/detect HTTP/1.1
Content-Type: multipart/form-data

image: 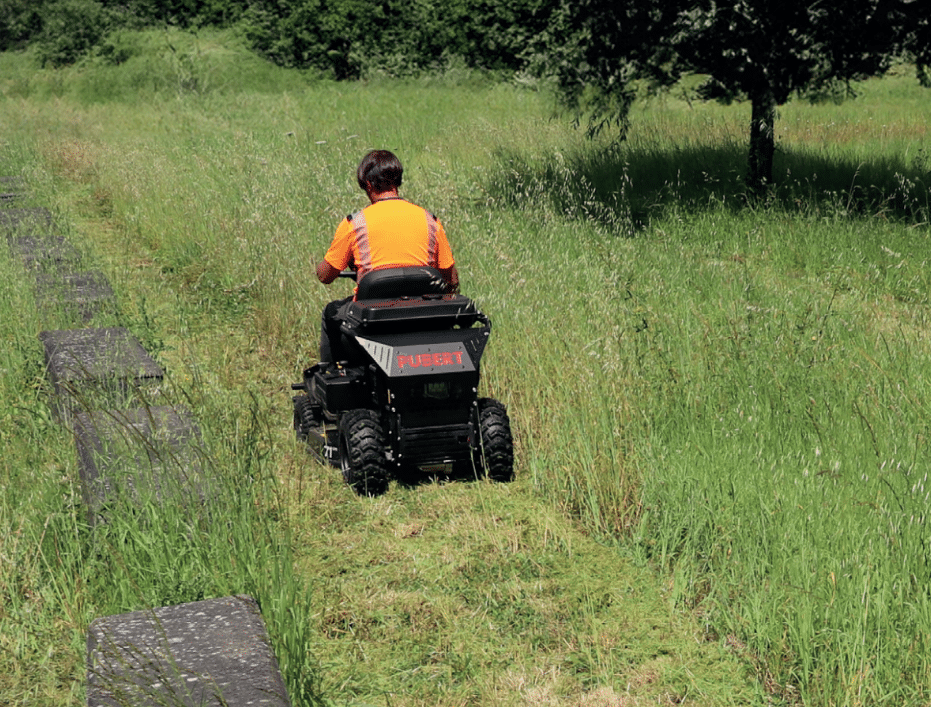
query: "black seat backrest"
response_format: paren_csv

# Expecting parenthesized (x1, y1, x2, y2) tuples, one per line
(342, 294, 481, 333)
(355, 266, 448, 300)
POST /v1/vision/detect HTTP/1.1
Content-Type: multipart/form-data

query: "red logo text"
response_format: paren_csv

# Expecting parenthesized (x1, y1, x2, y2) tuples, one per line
(397, 351, 464, 370)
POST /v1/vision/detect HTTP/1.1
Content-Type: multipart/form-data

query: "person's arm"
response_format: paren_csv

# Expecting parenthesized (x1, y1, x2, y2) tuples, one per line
(439, 264, 459, 294)
(432, 218, 458, 293)
(316, 259, 341, 284)
(318, 216, 355, 284)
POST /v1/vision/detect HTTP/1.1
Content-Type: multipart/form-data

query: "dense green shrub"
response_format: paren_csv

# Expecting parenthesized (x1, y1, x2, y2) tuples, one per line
(7, 0, 548, 78)
(0, 0, 43, 51)
(242, 0, 539, 79)
(102, 0, 251, 29)
(35, 0, 110, 67)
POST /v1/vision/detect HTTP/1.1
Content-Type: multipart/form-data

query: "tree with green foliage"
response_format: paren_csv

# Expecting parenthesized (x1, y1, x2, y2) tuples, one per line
(36, 0, 110, 67)
(528, 1, 673, 134)
(99, 0, 250, 28)
(242, 0, 547, 79)
(0, 0, 43, 51)
(898, 0, 930, 84)
(670, 0, 910, 193)
(535, 0, 915, 195)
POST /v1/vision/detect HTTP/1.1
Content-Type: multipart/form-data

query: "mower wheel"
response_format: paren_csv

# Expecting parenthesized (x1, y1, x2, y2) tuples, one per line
(338, 409, 389, 496)
(474, 398, 514, 482)
(293, 394, 316, 441)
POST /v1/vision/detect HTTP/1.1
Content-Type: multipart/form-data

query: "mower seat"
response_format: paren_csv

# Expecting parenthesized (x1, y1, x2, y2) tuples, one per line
(342, 294, 482, 334)
(355, 266, 448, 300)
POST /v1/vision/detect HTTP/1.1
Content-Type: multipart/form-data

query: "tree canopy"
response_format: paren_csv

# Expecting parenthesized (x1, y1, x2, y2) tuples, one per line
(535, 0, 921, 194)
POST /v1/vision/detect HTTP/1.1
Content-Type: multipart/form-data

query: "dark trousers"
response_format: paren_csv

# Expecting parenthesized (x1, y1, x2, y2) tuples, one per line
(319, 295, 353, 363)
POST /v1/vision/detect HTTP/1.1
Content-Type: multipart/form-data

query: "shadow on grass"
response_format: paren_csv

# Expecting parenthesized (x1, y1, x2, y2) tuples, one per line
(483, 141, 931, 231)
(393, 464, 489, 491)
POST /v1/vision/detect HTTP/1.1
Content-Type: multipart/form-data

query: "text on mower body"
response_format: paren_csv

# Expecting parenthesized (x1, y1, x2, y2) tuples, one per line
(397, 351, 464, 370)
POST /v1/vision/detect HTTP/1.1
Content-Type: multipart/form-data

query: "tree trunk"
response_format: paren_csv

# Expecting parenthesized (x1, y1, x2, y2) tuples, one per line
(747, 87, 777, 196)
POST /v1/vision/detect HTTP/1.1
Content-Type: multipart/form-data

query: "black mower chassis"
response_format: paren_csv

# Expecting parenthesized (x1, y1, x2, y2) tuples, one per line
(292, 284, 513, 496)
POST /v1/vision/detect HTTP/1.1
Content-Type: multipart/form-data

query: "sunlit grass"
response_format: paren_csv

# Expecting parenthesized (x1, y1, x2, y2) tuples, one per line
(3, 31, 931, 706)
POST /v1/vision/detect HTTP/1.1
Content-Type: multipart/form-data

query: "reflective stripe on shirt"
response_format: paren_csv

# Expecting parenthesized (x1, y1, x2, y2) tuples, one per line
(425, 211, 438, 266)
(350, 210, 372, 276)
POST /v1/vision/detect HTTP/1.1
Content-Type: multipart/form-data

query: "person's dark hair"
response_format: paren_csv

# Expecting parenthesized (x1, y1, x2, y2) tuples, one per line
(357, 150, 403, 193)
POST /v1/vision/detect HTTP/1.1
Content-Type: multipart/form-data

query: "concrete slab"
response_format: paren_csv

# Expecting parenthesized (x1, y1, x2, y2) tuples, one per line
(35, 270, 117, 322)
(87, 595, 292, 707)
(73, 406, 211, 524)
(38, 327, 164, 415)
(8, 234, 82, 270)
(0, 207, 53, 236)
(0, 176, 26, 203)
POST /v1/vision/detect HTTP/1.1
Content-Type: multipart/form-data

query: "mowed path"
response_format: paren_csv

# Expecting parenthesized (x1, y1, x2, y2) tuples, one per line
(56, 178, 761, 707)
(269, 443, 759, 705)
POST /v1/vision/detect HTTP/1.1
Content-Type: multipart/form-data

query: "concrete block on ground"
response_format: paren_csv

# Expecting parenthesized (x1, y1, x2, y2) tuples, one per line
(0, 176, 26, 188)
(0, 176, 27, 203)
(35, 270, 117, 322)
(38, 327, 164, 416)
(73, 405, 211, 524)
(2, 208, 81, 271)
(0, 207, 53, 236)
(8, 233, 82, 271)
(87, 594, 292, 707)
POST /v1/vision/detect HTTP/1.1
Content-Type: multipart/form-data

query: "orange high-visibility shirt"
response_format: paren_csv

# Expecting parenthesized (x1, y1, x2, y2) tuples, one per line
(323, 198, 454, 282)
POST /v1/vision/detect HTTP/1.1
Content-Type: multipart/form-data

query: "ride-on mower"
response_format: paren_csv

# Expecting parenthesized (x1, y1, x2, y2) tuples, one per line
(291, 266, 513, 496)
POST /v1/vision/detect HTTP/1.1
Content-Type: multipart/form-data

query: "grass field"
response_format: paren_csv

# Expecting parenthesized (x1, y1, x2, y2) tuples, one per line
(1, 29, 930, 706)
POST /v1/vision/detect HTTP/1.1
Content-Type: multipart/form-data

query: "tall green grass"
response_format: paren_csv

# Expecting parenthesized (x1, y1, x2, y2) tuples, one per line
(2, 32, 931, 705)
(619, 210, 931, 703)
(0, 196, 324, 705)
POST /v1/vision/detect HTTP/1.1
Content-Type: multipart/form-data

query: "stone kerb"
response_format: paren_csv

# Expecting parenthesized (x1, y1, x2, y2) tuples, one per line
(38, 327, 164, 419)
(73, 405, 212, 526)
(87, 595, 292, 707)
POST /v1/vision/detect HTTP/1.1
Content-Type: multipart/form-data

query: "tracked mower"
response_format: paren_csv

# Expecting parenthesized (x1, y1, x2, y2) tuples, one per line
(291, 266, 513, 496)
